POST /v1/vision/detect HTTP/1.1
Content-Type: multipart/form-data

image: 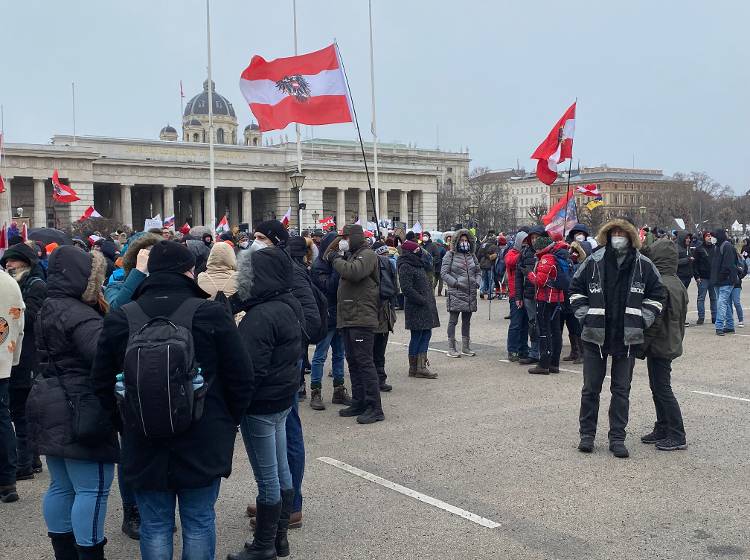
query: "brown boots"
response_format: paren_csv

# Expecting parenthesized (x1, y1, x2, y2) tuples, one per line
(414, 354, 437, 379)
(563, 335, 583, 364)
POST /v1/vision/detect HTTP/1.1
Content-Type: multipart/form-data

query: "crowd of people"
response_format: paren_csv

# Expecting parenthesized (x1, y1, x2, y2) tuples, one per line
(0, 215, 746, 559)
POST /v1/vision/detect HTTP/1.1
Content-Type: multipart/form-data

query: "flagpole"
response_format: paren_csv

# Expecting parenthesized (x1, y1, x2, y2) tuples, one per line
(562, 98, 577, 239)
(179, 80, 185, 126)
(206, 0, 216, 233)
(293, 0, 303, 231)
(369, 0, 381, 228)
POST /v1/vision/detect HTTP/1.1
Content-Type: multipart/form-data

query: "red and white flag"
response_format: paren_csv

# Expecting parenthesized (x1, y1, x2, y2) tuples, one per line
(281, 207, 292, 227)
(215, 215, 230, 234)
(0, 175, 5, 194)
(531, 102, 576, 186)
(319, 216, 335, 229)
(240, 44, 353, 132)
(78, 206, 102, 221)
(51, 170, 80, 203)
(21, 223, 28, 242)
(575, 183, 600, 197)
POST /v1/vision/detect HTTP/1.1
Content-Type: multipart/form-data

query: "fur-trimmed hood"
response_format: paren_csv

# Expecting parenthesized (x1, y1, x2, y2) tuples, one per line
(569, 241, 588, 263)
(122, 233, 161, 275)
(47, 246, 107, 305)
(596, 218, 641, 249)
(450, 228, 475, 252)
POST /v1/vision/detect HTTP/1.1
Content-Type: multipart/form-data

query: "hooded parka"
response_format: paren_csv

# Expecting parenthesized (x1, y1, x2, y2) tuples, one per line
(440, 229, 481, 313)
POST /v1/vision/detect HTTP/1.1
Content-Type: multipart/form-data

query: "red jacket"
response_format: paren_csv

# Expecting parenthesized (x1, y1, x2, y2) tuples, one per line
(526, 242, 568, 303)
(504, 248, 522, 299)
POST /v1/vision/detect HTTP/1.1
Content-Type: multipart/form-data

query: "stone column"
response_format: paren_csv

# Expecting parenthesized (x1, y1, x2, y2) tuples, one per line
(301, 187, 323, 231)
(191, 188, 202, 226)
(229, 189, 240, 226)
(242, 187, 254, 225)
(421, 190, 438, 231)
(358, 189, 368, 224)
(120, 184, 133, 229)
(33, 178, 47, 227)
(163, 184, 176, 221)
(151, 187, 163, 218)
(111, 185, 122, 223)
(378, 189, 389, 224)
(336, 187, 347, 227)
(400, 190, 409, 226)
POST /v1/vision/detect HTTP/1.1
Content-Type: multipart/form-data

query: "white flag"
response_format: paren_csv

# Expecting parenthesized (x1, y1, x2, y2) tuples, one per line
(412, 221, 423, 234)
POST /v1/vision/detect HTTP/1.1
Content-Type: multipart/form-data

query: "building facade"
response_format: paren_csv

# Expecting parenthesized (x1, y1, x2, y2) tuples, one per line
(506, 175, 551, 226)
(0, 81, 470, 232)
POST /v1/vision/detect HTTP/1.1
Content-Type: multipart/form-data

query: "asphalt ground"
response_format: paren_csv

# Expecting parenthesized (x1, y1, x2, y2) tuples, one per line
(2, 282, 749, 560)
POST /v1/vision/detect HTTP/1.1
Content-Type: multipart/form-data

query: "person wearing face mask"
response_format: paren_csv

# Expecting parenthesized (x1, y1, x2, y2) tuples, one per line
(237, 232, 251, 251)
(692, 231, 718, 325)
(566, 224, 596, 256)
(440, 230, 482, 358)
(515, 226, 546, 365)
(570, 219, 665, 459)
(710, 228, 739, 335)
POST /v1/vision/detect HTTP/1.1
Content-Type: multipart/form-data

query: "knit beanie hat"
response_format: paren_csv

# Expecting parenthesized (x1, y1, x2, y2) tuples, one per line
(533, 235, 553, 252)
(255, 220, 289, 246)
(147, 240, 196, 274)
(402, 240, 420, 253)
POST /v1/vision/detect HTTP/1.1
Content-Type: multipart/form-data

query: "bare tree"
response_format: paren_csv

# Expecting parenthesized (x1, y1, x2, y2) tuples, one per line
(527, 203, 548, 224)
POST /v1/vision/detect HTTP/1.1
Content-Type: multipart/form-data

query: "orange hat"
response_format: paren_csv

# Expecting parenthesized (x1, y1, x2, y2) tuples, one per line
(45, 242, 59, 254)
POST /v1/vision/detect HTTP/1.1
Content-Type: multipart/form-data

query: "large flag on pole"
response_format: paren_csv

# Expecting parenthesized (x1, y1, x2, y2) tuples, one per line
(51, 170, 80, 203)
(281, 207, 292, 227)
(542, 191, 577, 237)
(215, 215, 230, 234)
(239, 44, 353, 132)
(531, 102, 576, 186)
(575, 183, 601, 197)
(78, 206, 102, 221)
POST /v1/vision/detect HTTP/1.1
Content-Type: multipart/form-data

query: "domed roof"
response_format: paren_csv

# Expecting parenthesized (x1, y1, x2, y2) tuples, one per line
(160, 125, 177, 133)
(186, 119, 202, 127)
(245, 122, 260, 132)
(183, 79, 236, 119)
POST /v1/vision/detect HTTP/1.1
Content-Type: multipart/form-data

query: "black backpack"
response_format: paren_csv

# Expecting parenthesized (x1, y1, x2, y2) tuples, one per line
(378, 255, 397, 300)
(121, 299, 209, 439)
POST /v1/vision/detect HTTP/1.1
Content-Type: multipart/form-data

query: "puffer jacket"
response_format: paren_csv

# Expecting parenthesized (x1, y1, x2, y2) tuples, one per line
(710, 229, 738, 287)
(440, 230, 481, 313)
(526, 241, 569, 303)
(398, 250, 440, 331)
(570, 219, 665, 352)
(197, 241, 238, 299)
(675, 232, 694, 282)
(27, 247, 119, 464)
(333, 225, 380, 330)
(640, 239, 688, 360)
(692, 239, 715, 280)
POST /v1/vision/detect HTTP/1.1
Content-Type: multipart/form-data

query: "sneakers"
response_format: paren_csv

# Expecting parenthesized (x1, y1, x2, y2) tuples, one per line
(518, 356, 537, 365)
(578, 436, 594, 453)
(739, 322, 745, 328)
(528, 366, 550, 375)
(332, 385, 352, 405)
(723, 328, 735, 334)
(684, 321, 690, 327)
(339, 404, 367, 417)
(356, 407, 385, 424)
(609, 441, 630, 458)
(696, 317, 704, 325)
(655, 438, 688, 451)
(0, 485, 18, 503)
(716, 330, 725, 336)
(32, 456, 43, 474)
(507, 353, 519, 362)
(640, 427, 666, 444)
(309, 388, 325, 411)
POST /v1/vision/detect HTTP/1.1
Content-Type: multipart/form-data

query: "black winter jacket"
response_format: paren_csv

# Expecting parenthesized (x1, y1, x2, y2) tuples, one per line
(397, 250, 440, 331)
(311, 232, 340, 329)
(710, 230, 738, 287)
(28, 247, 119, 464)
(91, 272, 253, 490)
(692, 241, 715, 280)
(236, 247, 303, 415)
(675, 232, 694, 282)
(10, 265, 47, 390)
(514, 243, 537, 301)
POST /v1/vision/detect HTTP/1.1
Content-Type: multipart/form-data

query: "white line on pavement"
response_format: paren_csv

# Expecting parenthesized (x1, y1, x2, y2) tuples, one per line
(387, 341, 449, 354)
(497, 359, 582, 374)
(690, 390, 750, 403)
(317, 457, 501, 529)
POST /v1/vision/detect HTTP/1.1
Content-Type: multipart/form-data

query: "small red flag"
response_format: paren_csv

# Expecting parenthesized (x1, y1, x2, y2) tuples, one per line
(51, 170, 80, 203)
(531, 102, 576, 186)
(0, 175, 5, 194)
(78, 206, 102, 221)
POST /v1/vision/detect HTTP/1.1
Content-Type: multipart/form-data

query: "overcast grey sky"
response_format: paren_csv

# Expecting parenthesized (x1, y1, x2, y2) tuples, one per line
(2, 0, 748, 190)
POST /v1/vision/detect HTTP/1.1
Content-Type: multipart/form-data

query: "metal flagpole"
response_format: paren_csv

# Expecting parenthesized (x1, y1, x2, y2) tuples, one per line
(71, 82, 77, 145)
(562, 98, 577, 239)
(206, 0, 216, 233)
(180, 80, 185, 125)
(293, 0, 303, 231)
(369, 0, 380, 229)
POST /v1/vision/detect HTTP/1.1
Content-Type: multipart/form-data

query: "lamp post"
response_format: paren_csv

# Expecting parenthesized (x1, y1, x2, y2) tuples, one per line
(289, 171, 305, 232)
(639, 205, 647, 226)
(468, 203, 479, 229)
(311, 211, 319, 230)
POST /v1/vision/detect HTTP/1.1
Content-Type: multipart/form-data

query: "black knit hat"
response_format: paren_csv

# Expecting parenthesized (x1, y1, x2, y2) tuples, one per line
(255, 220, 289, 246)
(147, 240, 196, 274)
(0, 242, 38, 268)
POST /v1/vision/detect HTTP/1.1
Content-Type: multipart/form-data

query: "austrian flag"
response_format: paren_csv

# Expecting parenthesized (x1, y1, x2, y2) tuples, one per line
(240, 44, 353, 132)
(51, 170, 80, 203)
(531, 102, 576, 186)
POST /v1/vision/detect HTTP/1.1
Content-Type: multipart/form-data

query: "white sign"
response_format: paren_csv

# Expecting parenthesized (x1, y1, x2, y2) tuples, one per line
(143, 218, 163, 231)
(674, 218, 685, 230)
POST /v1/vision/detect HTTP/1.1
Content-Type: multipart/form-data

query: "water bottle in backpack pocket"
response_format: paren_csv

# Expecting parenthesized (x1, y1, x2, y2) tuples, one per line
(121, 299, 210, 439)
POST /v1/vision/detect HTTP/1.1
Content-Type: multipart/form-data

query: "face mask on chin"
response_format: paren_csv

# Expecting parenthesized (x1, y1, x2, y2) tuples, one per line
(610, 235, 629, 250)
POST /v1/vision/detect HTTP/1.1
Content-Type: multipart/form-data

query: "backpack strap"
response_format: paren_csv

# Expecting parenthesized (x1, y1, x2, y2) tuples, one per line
(121, 301, 152, 339)
(121, 299, 206, 337)
(167, 298, 206, 329)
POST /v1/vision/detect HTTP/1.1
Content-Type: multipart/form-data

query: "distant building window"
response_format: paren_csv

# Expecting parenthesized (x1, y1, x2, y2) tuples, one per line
(193, 133, 199, 142)
(446, 178, 454, 192)
(447, 167, 453, 173)
(252, 138, 258, 146)
(217, 128, 225, 144)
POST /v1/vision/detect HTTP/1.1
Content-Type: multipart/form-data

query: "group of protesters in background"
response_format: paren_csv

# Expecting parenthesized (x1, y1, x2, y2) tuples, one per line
(0, 213, 746, 559)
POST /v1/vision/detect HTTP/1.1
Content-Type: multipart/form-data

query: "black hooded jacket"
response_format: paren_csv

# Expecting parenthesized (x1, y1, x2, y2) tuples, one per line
(692, 238, 715, 280)
(675, 232, 694, 282)
(311, 232, 340, 329)
(236, 247, 304, 415)
(710, 229, 738, 287)
(91, 272, 254, 490)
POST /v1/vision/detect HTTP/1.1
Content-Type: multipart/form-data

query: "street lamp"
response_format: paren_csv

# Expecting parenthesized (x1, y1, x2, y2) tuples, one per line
(468, 203, 479, 228)
(289, 171, 306, 231)
(639, 205, 647, 225)
(311, 211, 319, 229)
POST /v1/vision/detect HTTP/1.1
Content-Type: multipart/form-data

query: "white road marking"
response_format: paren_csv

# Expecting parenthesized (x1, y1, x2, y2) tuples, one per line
(387, 341, 449, 355)
(690, 391, 750, 403)
(318, 457, 501, 529)
(497, 359, 582, 374)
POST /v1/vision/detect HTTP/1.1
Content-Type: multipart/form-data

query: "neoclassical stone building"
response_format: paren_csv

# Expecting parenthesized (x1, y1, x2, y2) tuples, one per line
(1, 81, 469, 232)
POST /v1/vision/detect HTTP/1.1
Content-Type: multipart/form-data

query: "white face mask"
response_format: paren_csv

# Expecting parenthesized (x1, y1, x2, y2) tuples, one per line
(338, 239, 350, 253)
(709, 237, 717, 245)
(575, 234, 586, 243)
(239, 241, 249, 249)
(249, 239, 267, 253)
(611, 235, 629, 250)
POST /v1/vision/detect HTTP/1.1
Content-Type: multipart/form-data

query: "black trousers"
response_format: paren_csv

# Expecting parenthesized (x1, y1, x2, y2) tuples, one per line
(9, 387, 31, 473)
(579, 343, 635, 442)
(373, 332, 389, 383)
(342, 327, 383, 412)
(537, 301, 562, 370)
(646, 356, 686, 442)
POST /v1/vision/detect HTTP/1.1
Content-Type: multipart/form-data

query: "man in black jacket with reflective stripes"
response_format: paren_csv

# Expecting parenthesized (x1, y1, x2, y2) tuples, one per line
(570, 219, 665, 459)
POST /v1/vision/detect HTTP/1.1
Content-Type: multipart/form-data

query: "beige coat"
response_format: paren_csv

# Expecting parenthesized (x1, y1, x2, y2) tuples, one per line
(197, 242, 238, 298)
(0, 269, 25, 380)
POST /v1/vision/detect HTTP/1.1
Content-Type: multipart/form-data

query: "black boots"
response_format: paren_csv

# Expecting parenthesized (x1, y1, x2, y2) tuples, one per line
(121, 504, 141, 540)
(76, 538, 107, 560)
(228, 501, 282, 560)
(309, 388, 325, 410)
(562, 335, 580, 362)
(275, 489, 295, 557)
(331, 385, 352, 405)
(49, 532, 78, 560)
(609, 441, 630, 458)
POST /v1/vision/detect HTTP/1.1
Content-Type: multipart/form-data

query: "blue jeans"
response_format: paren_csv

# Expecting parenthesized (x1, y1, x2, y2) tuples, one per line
(311, 328, 345, 387)
(732, 287, 744, 322)
(285, 394, 305, 512)
(506, 298, 530, 356)
(240, 408, 293, 506)
(408, 329, 432, 356)
(697, 279, 717, 321)
(44, 457, 114, 546)
(480, 269, 494, 297)
(0, 379, 16, 486)
(135, 478, 221, 560)
(714, 285, 734, 331)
